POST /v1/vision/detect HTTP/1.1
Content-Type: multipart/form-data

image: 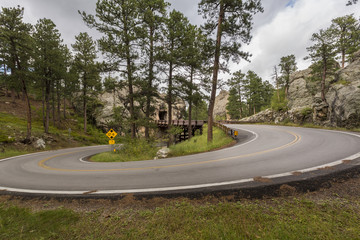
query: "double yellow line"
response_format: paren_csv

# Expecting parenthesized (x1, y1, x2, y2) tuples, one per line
(38, 130, 301, 172)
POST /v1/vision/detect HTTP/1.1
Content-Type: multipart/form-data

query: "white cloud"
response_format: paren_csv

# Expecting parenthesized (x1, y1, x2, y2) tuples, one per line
(1, 0, 359, 85)
(235, 0, 360, 82)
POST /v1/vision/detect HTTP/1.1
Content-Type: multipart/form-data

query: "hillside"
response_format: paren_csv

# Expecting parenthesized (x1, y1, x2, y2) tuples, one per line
(0, 92, 105, 157)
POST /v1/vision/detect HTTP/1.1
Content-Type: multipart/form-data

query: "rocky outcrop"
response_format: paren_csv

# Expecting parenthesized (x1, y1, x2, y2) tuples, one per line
(241, 50, 360, 128)
(287, 68, 314, 109)
(325, 51, 360, 128)
(241, 107, 313, 125)
(213, 90, 229, 119)
(95, 90, 186, 129)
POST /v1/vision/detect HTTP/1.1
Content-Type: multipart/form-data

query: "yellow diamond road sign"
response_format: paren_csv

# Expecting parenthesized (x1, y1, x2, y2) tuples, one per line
(106, 129, 117, 140)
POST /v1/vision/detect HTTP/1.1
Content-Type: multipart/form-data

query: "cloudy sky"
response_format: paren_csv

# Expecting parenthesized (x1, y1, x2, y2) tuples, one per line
(1, 0, 359, 85)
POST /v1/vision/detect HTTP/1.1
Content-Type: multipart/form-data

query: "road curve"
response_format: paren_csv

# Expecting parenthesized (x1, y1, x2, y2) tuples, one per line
(0, 125, 359, 196)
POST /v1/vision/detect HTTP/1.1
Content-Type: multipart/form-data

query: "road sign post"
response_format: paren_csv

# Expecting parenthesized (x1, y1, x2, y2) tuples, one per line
(106, 129, 117, 152)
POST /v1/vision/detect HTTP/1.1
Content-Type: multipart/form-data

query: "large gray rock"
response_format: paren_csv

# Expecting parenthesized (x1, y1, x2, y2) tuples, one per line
(213, 90, 229, 119)
(155, 147, 170, 159)
(95, 90, 186, 129)
(287, 68, 314, 109)
(327, 53, 360, 128)
(33, 138, 46, 149)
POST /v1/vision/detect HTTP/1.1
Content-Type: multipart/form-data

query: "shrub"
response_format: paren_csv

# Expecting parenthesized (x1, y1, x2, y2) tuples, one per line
(301, 107, 313, 117)
(271, 89, 288, 112)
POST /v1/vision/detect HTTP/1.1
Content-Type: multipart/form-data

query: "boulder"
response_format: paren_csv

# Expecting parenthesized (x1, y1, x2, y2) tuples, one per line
(33, 138, 46, 149)
(155, 147, 170, 159)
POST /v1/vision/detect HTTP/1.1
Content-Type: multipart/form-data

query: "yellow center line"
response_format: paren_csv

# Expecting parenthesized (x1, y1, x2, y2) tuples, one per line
(38, 130, 301, 172)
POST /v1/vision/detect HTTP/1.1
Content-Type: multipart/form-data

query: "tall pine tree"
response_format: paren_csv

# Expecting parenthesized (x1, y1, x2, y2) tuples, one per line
(305, 28, 338, 103)
(0, 6, 33, 140)
(198, 0, 263, 143)
(80, 0, 140, 138)
(33, 18, 64, 133)
(72, 32, 100, 133)
(137, 0, 168, 139)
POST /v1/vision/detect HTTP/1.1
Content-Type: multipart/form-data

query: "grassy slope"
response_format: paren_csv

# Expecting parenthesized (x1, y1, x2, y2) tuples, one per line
(91, 138, 159, 162)
(91, 125, 234, 162)
(0, 97, 106, 160)
(0, 197, 359, 239)
(168, 125, 235, 157)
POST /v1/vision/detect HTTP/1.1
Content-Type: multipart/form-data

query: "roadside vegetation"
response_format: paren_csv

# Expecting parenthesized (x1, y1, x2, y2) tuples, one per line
(0, 98, 105, 160)
(91, 125, 235, 162)
(168, 125, 235, 157)
(1, 195, 359, 239)
(90, 138, 159, 162)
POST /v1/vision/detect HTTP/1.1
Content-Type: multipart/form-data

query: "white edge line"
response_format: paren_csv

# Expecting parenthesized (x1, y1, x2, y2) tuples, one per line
(0, 128, 359, 195)
(0, 145, 107, 163)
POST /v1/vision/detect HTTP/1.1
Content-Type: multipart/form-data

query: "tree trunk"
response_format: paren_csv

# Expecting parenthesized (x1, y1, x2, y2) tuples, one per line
(22, 79, 32, 140)
(83, 85, 87, 133)
(145, 26, 154, 139)
(274, 66, 280, 101)
(207, 2, 224, 143)
(167, 60, 173, 145)
(11, 89, 16, 103)
(15, 58, 31, 140)
(63, 93, 66, 119)
(123, 16, 136, 139)
(52, 82, 55, 126)
(238, 86, 243, 119)
(45, 79, 50, 134)
(42, 82, 45, 129)
(57, 80, 61, 123)
(342, 49, 345, 68)
(321, 63, 327, 102)
(188, 66, 194, 139)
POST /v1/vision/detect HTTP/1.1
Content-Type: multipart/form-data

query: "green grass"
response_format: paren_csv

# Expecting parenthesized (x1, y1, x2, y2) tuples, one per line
(91, 138, 159, 162)
(0, 149, 34, 160)
(168, 124, 235, 157)
(0, 205, 79, 239)
(91, 125, 234, 162)
(1, 198, 360, 239)
(0, 112, 106, 160)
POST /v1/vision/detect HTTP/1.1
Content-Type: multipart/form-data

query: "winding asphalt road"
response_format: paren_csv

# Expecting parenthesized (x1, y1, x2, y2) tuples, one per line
(0, 125, 359, 196)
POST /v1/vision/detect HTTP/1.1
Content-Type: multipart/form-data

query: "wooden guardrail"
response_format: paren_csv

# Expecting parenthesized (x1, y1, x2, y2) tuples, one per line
(214, 122, 239, 139)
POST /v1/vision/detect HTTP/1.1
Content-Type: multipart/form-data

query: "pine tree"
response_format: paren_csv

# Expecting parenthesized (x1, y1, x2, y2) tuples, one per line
(305, 28, 338, 103)
(60, 45, 74, 120)
(226, 87, 241, 120)
(80, 0, 139, 138)
(72, 32, 100, 133)
(33, 18, 64, 133)
(137, 0, 168, 139)
(181, 24, 208, 139)
(278, 54, 297, 99)
(0, 6, 33, 140)
(243, 70, 263, 115)
(160, 10, 190, 137)
(198, 0, 263, 143)
(271, 65, 281, 102)
(227, 70, 246, 119)
(329, 14, 359, 67)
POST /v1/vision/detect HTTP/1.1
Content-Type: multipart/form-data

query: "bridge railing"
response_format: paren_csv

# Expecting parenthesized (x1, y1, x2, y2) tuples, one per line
(155, 120, 207, 127)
